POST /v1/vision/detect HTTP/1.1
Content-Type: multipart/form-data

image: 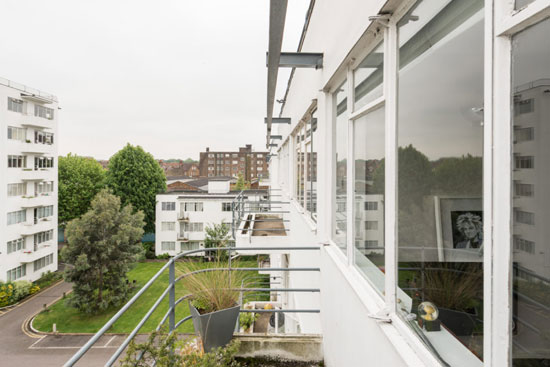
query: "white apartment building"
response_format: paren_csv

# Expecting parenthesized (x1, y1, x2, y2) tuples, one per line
(0, 77, 58, 283)
(155, 178, 266, 256)
(235, 0, 550, 366)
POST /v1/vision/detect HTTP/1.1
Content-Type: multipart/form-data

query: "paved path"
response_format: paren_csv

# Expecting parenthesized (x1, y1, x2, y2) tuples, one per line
(0, 281, 122, 366)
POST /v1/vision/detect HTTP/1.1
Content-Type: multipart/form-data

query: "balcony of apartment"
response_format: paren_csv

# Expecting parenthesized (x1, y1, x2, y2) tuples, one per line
(16, 241, 54, 264)
(20, 193, 54, 208)
(232, 190, 291, 254)
(20, 113, 54, 130)
(177, 211, 190, 222)
(63, 245, 323, 367)
(19, 217, 54, 236)
(20, 168, 47, 181)
(19, 141, 53, 154)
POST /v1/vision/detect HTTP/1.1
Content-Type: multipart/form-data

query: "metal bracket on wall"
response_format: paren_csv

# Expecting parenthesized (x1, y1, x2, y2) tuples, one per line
(266, 52, 324, 69)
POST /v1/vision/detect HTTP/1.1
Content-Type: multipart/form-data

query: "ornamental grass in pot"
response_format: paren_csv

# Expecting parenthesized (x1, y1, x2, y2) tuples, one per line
(177, 259, 251, 352)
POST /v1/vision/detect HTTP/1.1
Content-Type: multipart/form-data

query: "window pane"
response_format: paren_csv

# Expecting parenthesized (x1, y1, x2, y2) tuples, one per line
(512, 17, 550, 366)
(354, 106, 385, 294)
(515, 0, 536, 10)
(333, 80, 348, 253)
(353, 40, 384, 110)
(306, 110, 318, 219)
(397, 0, 484, 363)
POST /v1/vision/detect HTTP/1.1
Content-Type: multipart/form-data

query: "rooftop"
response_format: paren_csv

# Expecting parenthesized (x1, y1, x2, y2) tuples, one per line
(0, 76, 58, 103)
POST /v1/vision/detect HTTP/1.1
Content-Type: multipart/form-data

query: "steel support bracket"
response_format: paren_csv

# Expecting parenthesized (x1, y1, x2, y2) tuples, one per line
(266, 52, 324, 69)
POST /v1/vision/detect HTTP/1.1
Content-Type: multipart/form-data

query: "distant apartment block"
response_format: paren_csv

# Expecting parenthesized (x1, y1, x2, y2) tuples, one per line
(158, 160, 200, 178)
(199, 144, 268, 180)
(155, 177, 266, 256)
(0, 77, 58, 282)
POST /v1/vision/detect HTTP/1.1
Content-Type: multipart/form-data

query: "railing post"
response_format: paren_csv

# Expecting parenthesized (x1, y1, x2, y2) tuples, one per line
(169, 260, 176, 333)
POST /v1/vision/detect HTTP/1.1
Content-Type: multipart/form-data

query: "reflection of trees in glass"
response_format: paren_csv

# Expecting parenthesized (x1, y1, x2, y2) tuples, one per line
(432, 155, 482, 196)
(373, 145, 484, 250)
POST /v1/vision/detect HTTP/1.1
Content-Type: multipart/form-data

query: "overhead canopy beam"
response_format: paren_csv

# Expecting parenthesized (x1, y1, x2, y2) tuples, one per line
(266, 52, 323, 69)
(270, 135, 283, 140)
(268, 143, 278, 147)
(266, 0, 288, 148)
(264, 117, 291, 124)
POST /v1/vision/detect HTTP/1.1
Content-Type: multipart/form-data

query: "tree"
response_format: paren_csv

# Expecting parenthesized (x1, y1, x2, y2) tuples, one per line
(106, 144, 166, 233)
(234, 173, 250, 191)
(58, 154, 106, 226)
(62, 189, 145, 313)
(432, 155, 482, 196)
(204, 223, 231, 260)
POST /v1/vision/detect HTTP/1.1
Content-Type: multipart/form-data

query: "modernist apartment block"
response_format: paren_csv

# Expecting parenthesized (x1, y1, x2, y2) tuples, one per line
(155, 178, 266, 256)
(198, 144, 268, 180)
(0, 77, 58, 283)
(255, 0, 550, 366)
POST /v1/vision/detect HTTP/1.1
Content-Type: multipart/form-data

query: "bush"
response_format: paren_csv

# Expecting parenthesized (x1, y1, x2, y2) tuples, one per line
(120, 331, 242, 367)
(156, 253, 171, 260)
(143, 242, 156, 260)
(34, 271, 63, 289)
(30, 285, 41, 295)
(0, 283, 16, 307)
(13, 280, 32, 301)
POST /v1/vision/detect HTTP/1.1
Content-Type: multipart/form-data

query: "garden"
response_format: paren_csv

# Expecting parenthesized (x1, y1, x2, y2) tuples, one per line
(0, 271, 62, 308)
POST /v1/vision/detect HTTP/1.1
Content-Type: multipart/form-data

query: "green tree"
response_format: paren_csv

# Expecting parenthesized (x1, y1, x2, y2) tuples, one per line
(62, 189, 145, 313)
(58, 154, 106, 226)
(106, 144, 166, 233)
(234, 173, 250, 191)
(204, 223, 231, 260)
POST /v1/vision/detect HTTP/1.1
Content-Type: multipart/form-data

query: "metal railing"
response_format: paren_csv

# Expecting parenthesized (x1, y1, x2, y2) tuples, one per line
(231, 189, 290, 239)
(64, 245, 320, 367)
(0, 76, 58, 102)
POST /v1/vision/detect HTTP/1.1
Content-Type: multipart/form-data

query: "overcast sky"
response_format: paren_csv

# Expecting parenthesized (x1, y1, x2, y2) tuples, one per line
(1, 0, 309, 160)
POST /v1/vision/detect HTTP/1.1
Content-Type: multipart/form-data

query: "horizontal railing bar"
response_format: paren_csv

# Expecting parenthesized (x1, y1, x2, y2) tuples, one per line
(156, 294, 193, 331)
(240, 309, 320, 313)
(173, 246, 320, 260)
(175, 267, 317, 282)
(175, 315, 193, 330)
(237, 288, 320, 292)
(105, 284, 173, 367)
(63, 259, 173, 367)
(241, 211, 290, 214)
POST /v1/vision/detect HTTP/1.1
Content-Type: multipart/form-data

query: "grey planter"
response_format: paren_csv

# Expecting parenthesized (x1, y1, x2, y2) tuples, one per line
(189, 301, 240, 352)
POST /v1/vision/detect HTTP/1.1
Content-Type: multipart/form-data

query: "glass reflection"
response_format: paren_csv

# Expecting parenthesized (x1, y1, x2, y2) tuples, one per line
(354, 107, 385, 294)
(354, 41, 384, 110)
(512, 18, 550, 367)
(397, 0, 484, 364)
(334, 81, 348, 252)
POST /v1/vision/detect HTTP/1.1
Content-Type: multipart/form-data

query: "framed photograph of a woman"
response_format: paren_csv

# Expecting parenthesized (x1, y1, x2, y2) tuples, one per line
(434, 196, 483, 262)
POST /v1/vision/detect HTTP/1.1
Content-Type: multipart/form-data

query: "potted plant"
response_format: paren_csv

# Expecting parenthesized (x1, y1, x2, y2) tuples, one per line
(421, 262, 482, 336)
(239, 306, 257, 333)
(177, 258, 250, 352)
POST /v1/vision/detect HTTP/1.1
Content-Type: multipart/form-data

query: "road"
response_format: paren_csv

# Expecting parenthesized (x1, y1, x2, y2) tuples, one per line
(0, 281, 123, 366)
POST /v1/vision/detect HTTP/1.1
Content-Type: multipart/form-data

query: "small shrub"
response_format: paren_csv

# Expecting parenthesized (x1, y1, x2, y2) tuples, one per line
(120, 330, 242, 367)
(13, 280, 32, 301)
(30, 285, 41, 295)
(156, 253, 171, 260)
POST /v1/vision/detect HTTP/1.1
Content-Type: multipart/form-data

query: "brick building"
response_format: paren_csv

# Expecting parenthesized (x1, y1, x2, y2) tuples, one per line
(198, 144, 268, 180)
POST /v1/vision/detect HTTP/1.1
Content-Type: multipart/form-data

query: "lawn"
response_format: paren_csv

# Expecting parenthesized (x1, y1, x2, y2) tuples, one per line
(33, 260, 268, 334)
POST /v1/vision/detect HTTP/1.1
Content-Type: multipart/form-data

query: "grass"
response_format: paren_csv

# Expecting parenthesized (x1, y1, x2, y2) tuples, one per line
(33, 260, 267, 334)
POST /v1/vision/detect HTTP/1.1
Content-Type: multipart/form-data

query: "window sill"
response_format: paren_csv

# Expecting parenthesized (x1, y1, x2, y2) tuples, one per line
(324, 244, 441, 367)
(289, 197, 317, 233)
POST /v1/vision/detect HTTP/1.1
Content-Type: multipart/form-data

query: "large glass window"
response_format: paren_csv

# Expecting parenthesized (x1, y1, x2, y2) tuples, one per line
(305, 110, 318, 220)
(353, 41, 384, 110)
(333, 80, 348, 253)
(354, 107, 385, 294)
(511, 17, 550, 366)
(397, 0, 484, 364)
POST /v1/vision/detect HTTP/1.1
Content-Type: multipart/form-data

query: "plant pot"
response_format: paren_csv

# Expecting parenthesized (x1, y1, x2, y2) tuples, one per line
(189, 301, 240, 353)
(438, 308, 477, 336)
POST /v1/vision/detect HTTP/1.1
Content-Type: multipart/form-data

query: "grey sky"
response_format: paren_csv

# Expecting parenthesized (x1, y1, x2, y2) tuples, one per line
(0, 0, 309, 160)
